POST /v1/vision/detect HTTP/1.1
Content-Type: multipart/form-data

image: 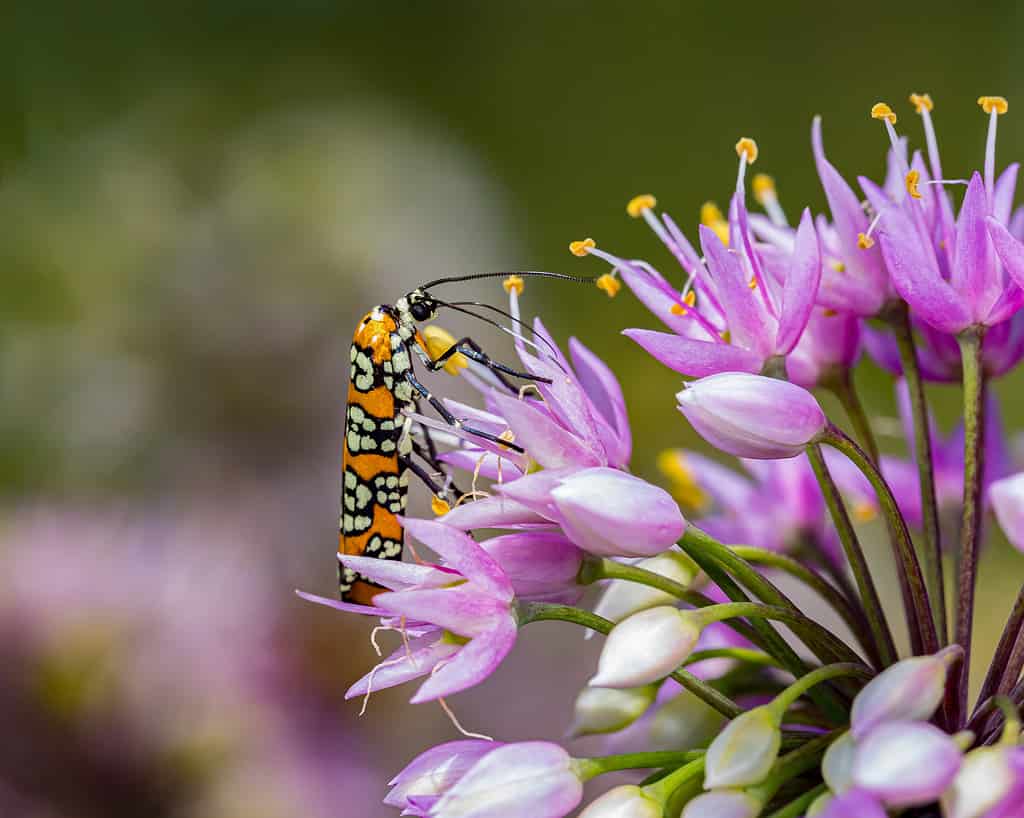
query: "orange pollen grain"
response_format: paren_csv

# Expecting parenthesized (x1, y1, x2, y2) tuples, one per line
(870, 102, 897, 124)
(596, 273, 621, 298)
(502, 274, 525, 295)
(627, 194, 657, 218)
(906, 170, 922, 199)
(978, 96, 1008, 115)
(735, 137, 759, 164)
(909, 92, 934, 114)
(569, 238, 596, 257)
(857, 233, 875, 250)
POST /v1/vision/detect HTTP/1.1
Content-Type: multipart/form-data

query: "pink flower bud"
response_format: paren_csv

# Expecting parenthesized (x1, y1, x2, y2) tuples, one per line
(551, 467, 687, 558)
(589, 606, 703, 688)
(676, 373, 827, 460)
(941, 746, 1024, 818)
(578, 785, 664, 818)
(703, 706, 782, 788)
(851, 721, 962, 807)
(430, 741, 583, 818)
(385, 740, 500, 812)
(850, 648, 959, 739)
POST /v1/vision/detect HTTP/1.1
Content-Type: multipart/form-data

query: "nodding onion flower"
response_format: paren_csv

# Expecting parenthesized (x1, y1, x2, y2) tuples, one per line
(304, 91, 1024, 818)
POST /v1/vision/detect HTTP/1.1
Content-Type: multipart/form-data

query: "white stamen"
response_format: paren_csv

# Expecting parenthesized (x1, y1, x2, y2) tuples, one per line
(986, 108, 999, 202)
(438, 696, 494, 741)
(359, 654, 407, 716)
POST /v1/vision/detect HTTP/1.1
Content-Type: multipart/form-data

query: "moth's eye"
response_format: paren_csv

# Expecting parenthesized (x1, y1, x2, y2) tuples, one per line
(410, 302, 432, 321)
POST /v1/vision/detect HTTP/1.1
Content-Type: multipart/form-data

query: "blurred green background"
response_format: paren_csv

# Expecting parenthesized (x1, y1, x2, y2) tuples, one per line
(2, 2, 1023, 815)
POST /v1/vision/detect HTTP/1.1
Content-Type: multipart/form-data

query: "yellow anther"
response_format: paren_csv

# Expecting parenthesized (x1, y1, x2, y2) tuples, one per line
(857, 233, 875, 250)
(747, 277, 758, 290)
(870, 102, 897, 124)
(431, 496, 452, 516)
(735, 137, 759, 164)
(853, 501, 877, 523)
(830, 260, 846, 273)
(752, 173, 776, 205)
(502, 274, 524, 295)
(596, 273, 621, 298)
(823, 308, 838, 317)
(423, 325, 468, 375)
(700, 202, 724, 225)
(906, 169, 922, 199)
(627, 194, 657, 218)
(657, 450, 708, 512)
(569, 238, 596, 257)
(909, 92, 934, 114)
(720, 330, 732, 343)
(497, 428, 516, 451)
(670, 291, 696, 316)
(978, 96, 1009, 115)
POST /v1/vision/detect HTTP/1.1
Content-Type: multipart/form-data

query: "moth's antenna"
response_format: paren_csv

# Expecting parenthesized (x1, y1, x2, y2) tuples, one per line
(420, 270, 598, 290)
(448, 300, 562, 361)
(433, 301, 551, 360)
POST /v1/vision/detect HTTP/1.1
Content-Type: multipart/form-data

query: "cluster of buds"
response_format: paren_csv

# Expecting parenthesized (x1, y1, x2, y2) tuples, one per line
(306, 93, 1024, 817)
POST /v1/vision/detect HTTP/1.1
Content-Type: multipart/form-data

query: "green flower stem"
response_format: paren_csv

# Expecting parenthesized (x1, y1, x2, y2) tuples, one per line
(955, 327, 987, 722)
(680, 527, 850, 723)
(573, 750, 702, 781)
(644, 756, 706, 805)
(730, 543, 881, 666)
(825, 366, 881, 465)
(749, 731, 838, 804)
(579, 557, 759, 644)
(822, 424, 939, 656)
(806, 443, 896, 668)
(515, 601, 742, 718)
(683, 647, 779, 669)
(767, 663, 872, 718)
(691, 603, 866, 668)
(764, 783, 828, 818)
(889, 302, 948, 643)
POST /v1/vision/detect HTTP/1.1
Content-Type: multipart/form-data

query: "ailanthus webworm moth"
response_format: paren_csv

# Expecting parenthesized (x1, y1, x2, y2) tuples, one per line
(340, 272, 599, 604)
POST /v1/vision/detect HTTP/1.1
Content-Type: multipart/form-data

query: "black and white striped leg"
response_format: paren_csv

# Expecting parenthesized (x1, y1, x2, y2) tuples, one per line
(428, 337, 553, 386)
(404, 370, 525, 454)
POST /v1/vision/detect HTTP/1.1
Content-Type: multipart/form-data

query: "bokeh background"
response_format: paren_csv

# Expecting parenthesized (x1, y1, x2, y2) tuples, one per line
(3, 2, 1024, 815)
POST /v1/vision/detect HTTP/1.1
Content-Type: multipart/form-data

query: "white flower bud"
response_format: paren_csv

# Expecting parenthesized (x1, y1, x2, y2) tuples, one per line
(703, 706, 782, 789)
(648, 689, 726, 751)
(578, 785, 663, 818)
(589, 606, 702, 688)
(821, 731, 856, 794)
(591, 550, 699, 632)
(567, 685, 658, 737)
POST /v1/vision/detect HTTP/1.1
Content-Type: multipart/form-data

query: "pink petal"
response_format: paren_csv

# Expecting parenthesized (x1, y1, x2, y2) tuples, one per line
(295, 589, 386, 617)
(953, 172, 1000, 323)
(335, 554, 451, 591)
(400, 517, 513, 601)
(489, 390, 602, 469)
(569, 337, 632, 467)
(623, 329, 763, 377)
(775, 208, 822, 354)
(994, 163, 1020, 226)
(988, 216, 1024, 291)
(410, 617, 517, 703)
(438, 495, 553, 530)
(700, 224, 773, 357)
(375, 586, 508, 638)
(346, 634, 459, 699)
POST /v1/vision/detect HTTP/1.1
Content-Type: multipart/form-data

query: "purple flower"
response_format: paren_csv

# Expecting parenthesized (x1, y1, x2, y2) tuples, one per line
(862, 99, 1023, 333)
(808, 116, 895, 317)
(676, 373, 827, 459)
(991, 471, 1024, 551)
(301, 518, 518, 704)
(850, 721, 962, 807)
(424, 741, 583, 818)
(575, 144, 823, 379)
(478, 531, 584, 604)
